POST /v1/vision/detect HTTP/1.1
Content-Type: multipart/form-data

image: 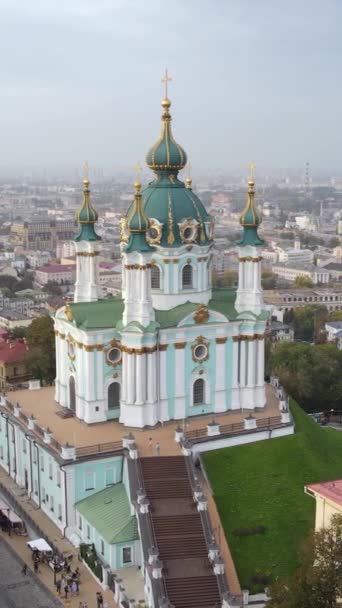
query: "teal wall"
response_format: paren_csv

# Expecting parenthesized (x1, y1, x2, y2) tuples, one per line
(74, 456, 123, 503)
(166, 345, 176, 419)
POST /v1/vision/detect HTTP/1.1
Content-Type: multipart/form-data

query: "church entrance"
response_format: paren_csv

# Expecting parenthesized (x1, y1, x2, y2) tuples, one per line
(69, 376, 76, 412)
(108, 382, 120, 419)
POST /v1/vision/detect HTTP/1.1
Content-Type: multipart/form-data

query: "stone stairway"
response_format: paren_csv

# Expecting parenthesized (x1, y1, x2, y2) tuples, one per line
(140, 456, 221, 608)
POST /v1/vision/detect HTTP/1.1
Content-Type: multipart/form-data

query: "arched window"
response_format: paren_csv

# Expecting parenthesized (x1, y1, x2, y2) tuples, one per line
(69, 376, 76, 412)
(193, 378, 204, 405)
(182, 264, 193, 289)
(108, 382, 120, 409)
(151, 265, 161, 289)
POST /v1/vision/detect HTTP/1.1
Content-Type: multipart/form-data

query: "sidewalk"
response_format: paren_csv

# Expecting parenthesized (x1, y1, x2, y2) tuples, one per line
(0, 469, 118, 608)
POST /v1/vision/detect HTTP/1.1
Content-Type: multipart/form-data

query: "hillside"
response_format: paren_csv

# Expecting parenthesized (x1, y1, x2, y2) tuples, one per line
(203, 403, 342, 591)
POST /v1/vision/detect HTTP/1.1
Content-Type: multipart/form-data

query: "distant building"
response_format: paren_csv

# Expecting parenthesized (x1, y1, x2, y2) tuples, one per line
(0, 339, 31, 390)
(272, 263, 330, 285)
(0, 311, 32, 331)
(35, 263, 76, 286)
(10, 219, 77, 251)
(26, 251, 51, 269)
(267, 321, 294, 342)
(264, 287, 342, 322)
(325, 321, 342, 343)
(320, 262, 342, 281)
(0, 294, 33, 315)
(278, 248, 314, 265)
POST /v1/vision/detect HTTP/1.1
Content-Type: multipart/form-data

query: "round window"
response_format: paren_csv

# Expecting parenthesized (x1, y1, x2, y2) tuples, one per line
(107, 347, 122, 364)
(183, 227, 194, 240)
(149, 227, 159, 240)
(194, 344, 207, 361)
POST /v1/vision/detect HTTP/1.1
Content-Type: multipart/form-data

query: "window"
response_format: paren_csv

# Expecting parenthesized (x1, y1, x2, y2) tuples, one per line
(33, 449, 37, 465)
(50, 496, 54, 512)
(100, 540, 105, 556)
(182, 264, 193, 289)
(42, 487, 46, 503)
(11, 428, 15, 443)
(40, 452, 44, 471)
(108, 383, 120, 410)
(107, 348, 121, 365)
(57, 470, 61, 488)
(78, 514, 82, 531)
(22, 438, 27, 454)
(193, 378, 205, 405)
(151, 265, 161, 289)
(49, 459, 53, 480)
(34, 480, 38, 496)
(85, 471, 95, 491)
(122, 547, 132, 564)
(105, 468, 115, 486)
(0, 446, 3, 460)
(86, 525, 90, 540)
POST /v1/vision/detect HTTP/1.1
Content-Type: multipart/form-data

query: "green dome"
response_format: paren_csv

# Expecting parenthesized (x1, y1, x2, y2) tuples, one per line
(123, 183, 152, 253)
(146, 99, 187, 172)
(238, 179, 264, 247)
(142, 173, 211, 247)
(75, 179, 101, 242)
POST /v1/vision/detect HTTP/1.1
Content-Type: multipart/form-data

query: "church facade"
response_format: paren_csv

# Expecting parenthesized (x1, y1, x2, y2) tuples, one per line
(54, 95, 268, 428)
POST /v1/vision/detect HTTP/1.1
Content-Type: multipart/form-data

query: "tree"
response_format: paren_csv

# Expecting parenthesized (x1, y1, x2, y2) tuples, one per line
(43, 281, 63, 296)
(9, 327, 27, 340)
(268, 515, 342, 608)
(222, 269, 238, 287)
(328, 310, 342, 322)
(262, 271, 277, 290)
(0, 275, 18, 292)
(270, 341, 342, 412)
(329, 237, 340, 249)
(294, 276, 314, 288)
(292, 305, 327, 342)
(25, 315, 55, 385)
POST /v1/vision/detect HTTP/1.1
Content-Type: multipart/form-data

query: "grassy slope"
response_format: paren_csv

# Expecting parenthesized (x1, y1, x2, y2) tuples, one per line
(203, 403, 342, 590)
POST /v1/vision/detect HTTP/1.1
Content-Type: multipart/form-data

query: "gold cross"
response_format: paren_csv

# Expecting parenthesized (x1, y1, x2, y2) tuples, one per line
(83, 161, 89, 180)
(249, 162, 256, 180)
(161, 68, 172, 98)
(135, 162, 142, 179)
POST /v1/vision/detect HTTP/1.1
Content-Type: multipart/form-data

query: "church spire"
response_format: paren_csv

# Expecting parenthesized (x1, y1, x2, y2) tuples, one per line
(123, 180, 152, 253)
(75, 178, 101, 242)
(238, 164, 264, 247)
(146, 70, 187, 173)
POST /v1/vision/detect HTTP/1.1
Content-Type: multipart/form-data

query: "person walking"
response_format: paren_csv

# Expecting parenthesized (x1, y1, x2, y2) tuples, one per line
(64, 583, 69, 599)
(155, 441, 160, 456)
(56, 579, 61, 594)
(33, 559, 39, 574)
(148, 437, 153, 451)
(21, 564, 28, 576)
(71, 580, 77, 596)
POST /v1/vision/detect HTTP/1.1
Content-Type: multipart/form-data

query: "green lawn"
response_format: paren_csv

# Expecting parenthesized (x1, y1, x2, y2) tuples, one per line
(203, 403, 342, 591)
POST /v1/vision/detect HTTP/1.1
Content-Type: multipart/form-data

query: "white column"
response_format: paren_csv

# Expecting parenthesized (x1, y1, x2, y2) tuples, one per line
(159, 348, 167, 400)
(141, 270, 147, 301)
(126, 353, 136, 404)
(240, 340, 246, 386)
(135, 354, 145, 404)
(257, 338, 265, 385)
(121, 351, 127, 402)
(215, 342, 226, 391)
(247, 339, 256, 386)
(164, 264, 170, 293)
(232, 339, 239, 386)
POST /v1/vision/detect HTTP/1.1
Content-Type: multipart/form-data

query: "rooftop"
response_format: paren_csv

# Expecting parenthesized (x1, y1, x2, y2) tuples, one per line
(326, 321, 342, 329)
(306, 479, 342, 506)
(75, 483, 138, 544)
(0, 340, 28, 363)
(37, 264, 76, 273)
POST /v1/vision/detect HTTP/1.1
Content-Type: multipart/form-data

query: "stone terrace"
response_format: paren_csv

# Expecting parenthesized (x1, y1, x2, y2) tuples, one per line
(5, 384, 281, 457)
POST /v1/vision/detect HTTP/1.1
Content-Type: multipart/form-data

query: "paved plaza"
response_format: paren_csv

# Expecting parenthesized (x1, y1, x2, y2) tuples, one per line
(0, 537, 61, 608)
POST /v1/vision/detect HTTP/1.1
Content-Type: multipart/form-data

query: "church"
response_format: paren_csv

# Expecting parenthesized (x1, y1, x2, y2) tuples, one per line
(54, 91, 268, 428)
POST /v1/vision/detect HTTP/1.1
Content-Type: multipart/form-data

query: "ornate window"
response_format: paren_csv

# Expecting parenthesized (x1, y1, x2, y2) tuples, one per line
(193, 344, 207, 361)
(151, 265, 161, 289)
(105, 341, 122, 367)
(108, 382, 120, 409)
(182, 264, 193, 289)
(193, 378, 205, 405)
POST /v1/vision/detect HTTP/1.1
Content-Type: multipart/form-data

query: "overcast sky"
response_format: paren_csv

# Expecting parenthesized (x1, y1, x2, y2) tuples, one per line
(0, 0, 341, 173)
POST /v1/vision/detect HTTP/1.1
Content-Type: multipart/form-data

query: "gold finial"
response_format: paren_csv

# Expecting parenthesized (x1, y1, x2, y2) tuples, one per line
(186, 162, 192, 189)
(134, 162, 142, 193)
(161, 68, 172, 99)
(249, 162, 256, 182)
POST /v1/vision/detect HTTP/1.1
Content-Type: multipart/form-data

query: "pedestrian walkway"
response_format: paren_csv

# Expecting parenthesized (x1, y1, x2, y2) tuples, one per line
(0, 469, 118, 608)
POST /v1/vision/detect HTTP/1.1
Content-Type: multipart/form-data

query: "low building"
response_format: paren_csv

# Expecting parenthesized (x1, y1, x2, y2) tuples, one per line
(264, 287, 342, 322)
(278, 248, 314, 265)
(0, 311, 32, 331)
(267, 321, 294, 342)
(272, 263, 330, 285)
(0, 340, 31, 390)
(305, 480, 342, 530)
(320, 262, 342, 281)
(35, 263, 76, 286)
(325, 321, 342, 348)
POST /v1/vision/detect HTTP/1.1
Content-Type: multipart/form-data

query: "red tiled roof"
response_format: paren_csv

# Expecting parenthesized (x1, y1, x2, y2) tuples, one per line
(0, 340, 28, 363)
(37, 264, 75, 273)
(306, 479, 342, 506)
